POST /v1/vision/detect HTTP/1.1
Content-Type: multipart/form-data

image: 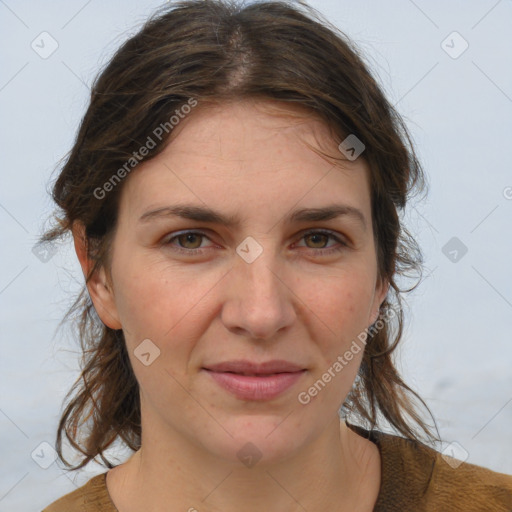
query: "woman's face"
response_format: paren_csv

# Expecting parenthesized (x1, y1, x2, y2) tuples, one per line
(88, 99, 388, 464)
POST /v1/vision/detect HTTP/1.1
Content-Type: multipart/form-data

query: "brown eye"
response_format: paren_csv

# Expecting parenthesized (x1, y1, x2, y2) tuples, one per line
(296, 230, 347, 256)
(162, 230, 217, 256)
(175, 232, 204, 249)
(304, 232, 330, 249)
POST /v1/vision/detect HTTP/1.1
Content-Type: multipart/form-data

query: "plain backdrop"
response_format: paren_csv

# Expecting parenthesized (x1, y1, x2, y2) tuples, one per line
(1, 0, 511, 510)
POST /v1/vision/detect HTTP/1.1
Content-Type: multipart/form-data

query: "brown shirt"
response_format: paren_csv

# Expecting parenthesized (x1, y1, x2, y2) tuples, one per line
(42, 422, 512, 511)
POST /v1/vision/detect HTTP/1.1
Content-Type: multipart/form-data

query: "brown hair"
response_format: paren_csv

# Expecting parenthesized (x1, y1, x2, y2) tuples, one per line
(42, 0, 440, 470)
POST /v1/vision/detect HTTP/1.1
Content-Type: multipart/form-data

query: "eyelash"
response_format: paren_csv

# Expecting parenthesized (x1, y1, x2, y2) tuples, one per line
(162, 229, 347, 257)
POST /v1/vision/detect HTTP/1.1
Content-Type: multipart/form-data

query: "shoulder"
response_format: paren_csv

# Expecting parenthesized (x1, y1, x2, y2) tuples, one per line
(381, 432, 512, 511)
(346, 422, 512, 511)
(41, 473, 117, 512)
(428, 447, 512, 510)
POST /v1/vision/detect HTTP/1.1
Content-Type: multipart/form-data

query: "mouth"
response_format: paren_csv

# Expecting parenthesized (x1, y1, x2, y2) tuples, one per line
(202, 366, 307, 401)
(203, 359, 306, 375)
(220, 371, 294, 376)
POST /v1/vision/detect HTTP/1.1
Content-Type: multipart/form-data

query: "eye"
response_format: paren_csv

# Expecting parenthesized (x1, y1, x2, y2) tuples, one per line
(295, 230, 347, 255)
(163, 230, 212, 254)
(162, 229, 347, 256)
(173, 232, 204, 249)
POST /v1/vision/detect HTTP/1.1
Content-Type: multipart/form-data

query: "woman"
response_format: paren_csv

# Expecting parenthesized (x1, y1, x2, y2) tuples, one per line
(41, 0, 512, 510)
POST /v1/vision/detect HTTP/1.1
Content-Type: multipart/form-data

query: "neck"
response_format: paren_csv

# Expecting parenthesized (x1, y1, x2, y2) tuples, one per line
(107, 415, 380, 512)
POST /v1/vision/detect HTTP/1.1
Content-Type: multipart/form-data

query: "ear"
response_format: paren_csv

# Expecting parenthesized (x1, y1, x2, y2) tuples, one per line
(368, 277, 390, 326)
(72, 222, 122, 330)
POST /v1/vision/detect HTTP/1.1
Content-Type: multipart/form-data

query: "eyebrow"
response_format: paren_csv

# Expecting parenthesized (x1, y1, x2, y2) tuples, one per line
(139, 203, 367, 231)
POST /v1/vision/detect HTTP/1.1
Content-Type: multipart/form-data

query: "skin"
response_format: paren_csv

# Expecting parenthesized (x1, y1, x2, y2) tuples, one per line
(74, 99, 389, 511)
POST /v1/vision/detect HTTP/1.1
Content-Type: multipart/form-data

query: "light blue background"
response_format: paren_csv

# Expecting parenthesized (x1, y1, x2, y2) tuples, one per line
(1, 1, 511, 509)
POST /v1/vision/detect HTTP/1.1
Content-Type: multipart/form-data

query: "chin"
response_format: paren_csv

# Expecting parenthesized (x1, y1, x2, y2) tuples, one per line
(197, 415, 312, 468)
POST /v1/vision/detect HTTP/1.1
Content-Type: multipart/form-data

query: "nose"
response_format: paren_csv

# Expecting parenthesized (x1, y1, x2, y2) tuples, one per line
(220, 245, 296, 341)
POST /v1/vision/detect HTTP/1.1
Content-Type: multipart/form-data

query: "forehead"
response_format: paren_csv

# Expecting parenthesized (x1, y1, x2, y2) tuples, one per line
(119, 99, 372, 225)
(163, 99, 352, 165)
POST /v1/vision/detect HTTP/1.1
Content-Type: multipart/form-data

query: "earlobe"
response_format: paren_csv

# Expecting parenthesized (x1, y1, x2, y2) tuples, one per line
(72, 222, 122, 330)
(369, 278, 390, 325)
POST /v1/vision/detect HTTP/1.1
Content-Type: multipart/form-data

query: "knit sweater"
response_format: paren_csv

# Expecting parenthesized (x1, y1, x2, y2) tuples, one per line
(42, 422, 512, 511)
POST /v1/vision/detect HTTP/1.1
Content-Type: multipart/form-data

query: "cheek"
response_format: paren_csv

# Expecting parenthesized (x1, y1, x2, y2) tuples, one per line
(294, 275, 373, 406)
(111, 254, 223, 351)
(297, 270, 375, 387)
(300, 270, 375, 336)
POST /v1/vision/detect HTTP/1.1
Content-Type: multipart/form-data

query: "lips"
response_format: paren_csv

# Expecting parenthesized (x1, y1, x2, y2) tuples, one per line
(203, 359, 305, 375)
(202, 360, 306, 401)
